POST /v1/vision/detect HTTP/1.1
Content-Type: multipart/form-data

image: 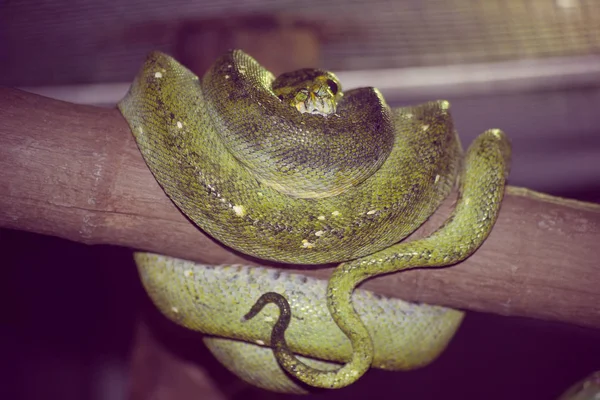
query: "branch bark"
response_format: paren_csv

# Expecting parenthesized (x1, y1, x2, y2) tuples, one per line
(1, 87, 599, 329)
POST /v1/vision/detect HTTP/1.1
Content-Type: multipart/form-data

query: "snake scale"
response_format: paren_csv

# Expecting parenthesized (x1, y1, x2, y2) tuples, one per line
(118, 50, 511, 393)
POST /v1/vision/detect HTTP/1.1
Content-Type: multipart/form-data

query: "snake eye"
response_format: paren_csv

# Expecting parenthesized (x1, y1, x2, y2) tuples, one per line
(326, 79, 339, 95)
(277, 94, 284, 101)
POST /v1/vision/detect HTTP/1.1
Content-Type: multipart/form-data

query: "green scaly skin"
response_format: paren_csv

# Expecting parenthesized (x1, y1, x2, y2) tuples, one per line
(135, 255, 464, 394)
(118, 50, 511, 391)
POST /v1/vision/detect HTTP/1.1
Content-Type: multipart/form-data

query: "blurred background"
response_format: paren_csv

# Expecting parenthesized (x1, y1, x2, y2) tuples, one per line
(1, 0, 599, 399)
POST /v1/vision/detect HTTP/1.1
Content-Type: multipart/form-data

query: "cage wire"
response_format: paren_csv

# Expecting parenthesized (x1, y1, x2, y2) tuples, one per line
(321, 0, 600, 70)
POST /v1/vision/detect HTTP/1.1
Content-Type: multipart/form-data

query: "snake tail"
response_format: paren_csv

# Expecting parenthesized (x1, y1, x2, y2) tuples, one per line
(266, 129, 511, 388)
(245, 290, 372, 389)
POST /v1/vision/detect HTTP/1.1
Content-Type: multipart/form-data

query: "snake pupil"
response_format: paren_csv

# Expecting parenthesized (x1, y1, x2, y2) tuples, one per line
(326, 79, 339, 95)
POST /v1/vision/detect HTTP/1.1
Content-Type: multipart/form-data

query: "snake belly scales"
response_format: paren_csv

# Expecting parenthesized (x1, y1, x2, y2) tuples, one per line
(118, 50, 511, 393)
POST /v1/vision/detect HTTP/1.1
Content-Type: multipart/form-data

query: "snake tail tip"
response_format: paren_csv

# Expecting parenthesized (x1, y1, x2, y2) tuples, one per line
(243, 291, 290, 322)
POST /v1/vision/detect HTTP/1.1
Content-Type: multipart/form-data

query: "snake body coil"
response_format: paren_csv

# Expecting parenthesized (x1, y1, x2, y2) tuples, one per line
(119, 50, 462, 264)
(119, 50, 511, 392)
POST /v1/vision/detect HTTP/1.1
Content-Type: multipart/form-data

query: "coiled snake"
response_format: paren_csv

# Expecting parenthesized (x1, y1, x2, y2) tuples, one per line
(118, 50, 511, 393)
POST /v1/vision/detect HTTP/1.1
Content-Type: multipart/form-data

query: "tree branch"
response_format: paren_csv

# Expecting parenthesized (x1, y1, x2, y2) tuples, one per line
(1, 87, 599, 329)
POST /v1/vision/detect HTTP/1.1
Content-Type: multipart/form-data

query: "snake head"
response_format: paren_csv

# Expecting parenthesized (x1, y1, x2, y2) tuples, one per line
(272, 69, 343, 116)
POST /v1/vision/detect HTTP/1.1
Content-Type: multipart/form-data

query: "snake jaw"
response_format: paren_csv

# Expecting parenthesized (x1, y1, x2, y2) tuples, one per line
(293, 87, 337, 116)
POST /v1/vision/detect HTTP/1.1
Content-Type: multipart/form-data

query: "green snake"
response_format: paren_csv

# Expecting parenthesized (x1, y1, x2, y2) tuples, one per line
(118, 50, 511, 393)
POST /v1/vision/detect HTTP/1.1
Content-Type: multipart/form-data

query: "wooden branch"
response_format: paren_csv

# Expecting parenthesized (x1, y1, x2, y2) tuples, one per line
(1, 87, 599, 329)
